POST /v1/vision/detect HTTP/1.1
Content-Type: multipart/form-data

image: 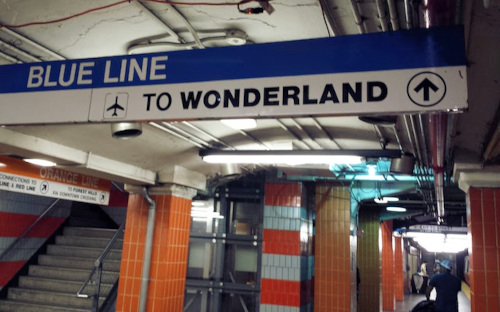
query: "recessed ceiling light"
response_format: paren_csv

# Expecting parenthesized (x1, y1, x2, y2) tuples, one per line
(220, 119, 257, 130)
(24, 159, 57, 167)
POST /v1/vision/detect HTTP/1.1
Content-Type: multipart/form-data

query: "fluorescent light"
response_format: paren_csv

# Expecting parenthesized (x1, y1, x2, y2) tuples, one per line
(368, 165, 377, 177)
(221, 119, 256, 130)
(374, 196, 399, 204)
(200, 149, 402, 165)
(387, 206, 406, 212)
(204, 154, 362, 165)
(24, 159, 57, 167)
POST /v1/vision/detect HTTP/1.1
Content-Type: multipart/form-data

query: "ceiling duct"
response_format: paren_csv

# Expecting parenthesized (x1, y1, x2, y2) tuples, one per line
(390, 154, 416, 174)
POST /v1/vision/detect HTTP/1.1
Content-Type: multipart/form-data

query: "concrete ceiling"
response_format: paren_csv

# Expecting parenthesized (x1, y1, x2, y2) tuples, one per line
(0, 0, 499, 225)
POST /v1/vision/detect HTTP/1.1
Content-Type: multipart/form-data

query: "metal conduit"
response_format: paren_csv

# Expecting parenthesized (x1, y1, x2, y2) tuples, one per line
(375, 0, 390, 32)
(0, 27, 65, 60)
(182, 121, 235, 150)
(311, 117, 342, 149)
(275, 119, 312, 150)
(422, 0, 459, 222)
(160, 122, 212, 148)
(139, 187, 156, 312)
(0, 50, 21, 64)
(149, 122, 206, 148)
(350, 0, 366, 34)
(290, 118, 323, 149)
(387, 0, 400, 30)
(0, 39, 42, 62)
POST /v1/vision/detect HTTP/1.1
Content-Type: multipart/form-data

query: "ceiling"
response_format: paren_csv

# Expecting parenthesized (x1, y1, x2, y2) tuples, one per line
(0, 0, 499, 226)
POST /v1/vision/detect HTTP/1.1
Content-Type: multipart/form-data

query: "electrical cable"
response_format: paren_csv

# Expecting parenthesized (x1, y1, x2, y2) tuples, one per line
(0, 0, 262, 29)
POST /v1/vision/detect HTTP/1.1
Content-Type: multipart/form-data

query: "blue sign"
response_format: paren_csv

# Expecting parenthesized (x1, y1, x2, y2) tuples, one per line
(0, 26, 467, 124)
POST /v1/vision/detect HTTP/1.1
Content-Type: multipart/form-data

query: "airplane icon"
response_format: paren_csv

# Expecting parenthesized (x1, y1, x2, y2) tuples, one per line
(106, 96, 125, 116)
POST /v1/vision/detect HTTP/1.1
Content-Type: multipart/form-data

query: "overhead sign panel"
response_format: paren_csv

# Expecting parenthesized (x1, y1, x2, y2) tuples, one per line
(0, 26, 467, 125)
(0, 156, 111, 205)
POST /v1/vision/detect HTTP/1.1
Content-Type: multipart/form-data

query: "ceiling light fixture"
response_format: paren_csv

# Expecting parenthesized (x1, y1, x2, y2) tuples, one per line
(220, 118, 256, 130)
(23, 159, 57, 167)
(111, 122, 142, 139)
(386, 206, 407, 212)
(200, 149, 401, 165)
(374, 196, 399, 204)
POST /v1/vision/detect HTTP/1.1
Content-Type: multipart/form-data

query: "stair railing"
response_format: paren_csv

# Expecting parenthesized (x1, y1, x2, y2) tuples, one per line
(0, 198, 60, 262)
(77, 223, 125, 312)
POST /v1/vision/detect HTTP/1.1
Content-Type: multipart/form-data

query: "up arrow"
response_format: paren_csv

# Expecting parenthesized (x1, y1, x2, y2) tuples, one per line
(414, 78, 439, 101)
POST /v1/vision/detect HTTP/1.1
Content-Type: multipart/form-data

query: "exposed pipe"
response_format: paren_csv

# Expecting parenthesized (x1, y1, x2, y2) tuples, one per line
(349, 0, 366, 34)
(0, 27, 65, 60)
(182, 121, 235, 150)
(311, 117, 342, 149)
(133, 1, 185, 44)
(276, 119, 312, 150)
(318, 0, 341, 36)
(387, 0, 400, 31)
(149, 122, 206, 148)
(128, 36, 226, 54)
(163, 3, 205, 49)
(0, 50, 21, 64)
(422, 0, 458, 223)
(139, 186, 156, 312)
(290, 118, 323, 149)
(404, 0, 414, 29)
(375, 0, 390, 32)
(0, 38, 42, 62)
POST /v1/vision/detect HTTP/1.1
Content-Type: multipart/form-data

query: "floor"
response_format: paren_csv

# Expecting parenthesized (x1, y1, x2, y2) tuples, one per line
(390, 291, 471, 312)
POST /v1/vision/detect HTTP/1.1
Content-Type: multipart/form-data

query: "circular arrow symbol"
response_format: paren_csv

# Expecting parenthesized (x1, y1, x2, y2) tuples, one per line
(407, 72, 446, 107)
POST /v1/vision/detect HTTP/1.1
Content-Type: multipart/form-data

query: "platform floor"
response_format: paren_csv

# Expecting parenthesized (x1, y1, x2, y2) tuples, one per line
(388, 291, 471, 312)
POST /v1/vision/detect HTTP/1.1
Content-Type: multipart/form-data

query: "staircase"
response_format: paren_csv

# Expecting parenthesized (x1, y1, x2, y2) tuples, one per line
(0, 226, 123, 312)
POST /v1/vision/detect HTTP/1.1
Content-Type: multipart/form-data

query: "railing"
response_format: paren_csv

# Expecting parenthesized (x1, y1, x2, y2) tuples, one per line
(77, 223, 125, 312)
(0, 198, 61, 262)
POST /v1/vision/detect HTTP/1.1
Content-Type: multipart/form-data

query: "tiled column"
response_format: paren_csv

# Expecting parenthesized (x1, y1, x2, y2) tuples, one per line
(116, 185, 196, 312)
(467, 187, 500, 312)
(315, 183, 351, 312)
(261, 182, 313, 312)
(357, 210, 380, 312)
(381, 220, 395, 311)
(394, 236, 404, 301)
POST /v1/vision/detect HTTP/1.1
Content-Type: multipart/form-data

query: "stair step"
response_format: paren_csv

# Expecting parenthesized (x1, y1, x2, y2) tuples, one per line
(63, 227, 121, 239)
(7, 288, 104, 309)
(46, 245, 122, 260)
(0, 300, 90, 312)
(55, 235, 123, 249)
(28, 265, 119, 284)
(38, 254, 121, 272)
(18, 276, 113, 296)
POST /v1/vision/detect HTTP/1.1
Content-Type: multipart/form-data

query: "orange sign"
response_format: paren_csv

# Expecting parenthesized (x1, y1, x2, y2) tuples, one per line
(0, 156, 110, 205)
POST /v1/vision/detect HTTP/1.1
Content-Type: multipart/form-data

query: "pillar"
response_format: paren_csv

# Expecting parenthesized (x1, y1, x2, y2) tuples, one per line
(357, 210, 380, 312)
(394, 236, 404, 301)
(116, 184, 196, 312)
(315, 183, 351, 312)
(261, 182, 314, 312)
(467, 187, 500, 312)
(381, 220, 395, 311)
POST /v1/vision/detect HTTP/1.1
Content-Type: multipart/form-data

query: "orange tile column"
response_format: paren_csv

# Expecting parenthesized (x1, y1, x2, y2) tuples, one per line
(315, 183, 351, 312)
(381, 220, 395, 311)
(394, 236, 404, 301)
(116, 185, 196, 312)
(467, 187, 500, 312)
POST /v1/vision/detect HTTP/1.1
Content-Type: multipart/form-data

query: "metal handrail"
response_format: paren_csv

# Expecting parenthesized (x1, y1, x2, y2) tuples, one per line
(76, 223, 125, 312)
(0, 198, 61, 261)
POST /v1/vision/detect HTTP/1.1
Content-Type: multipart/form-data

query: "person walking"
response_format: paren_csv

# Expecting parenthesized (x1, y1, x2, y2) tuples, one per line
(425, 260, 461, 312)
